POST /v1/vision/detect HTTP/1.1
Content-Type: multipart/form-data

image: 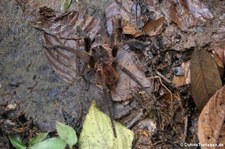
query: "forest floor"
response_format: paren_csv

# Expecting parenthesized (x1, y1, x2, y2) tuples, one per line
(0, 0, 224, 148)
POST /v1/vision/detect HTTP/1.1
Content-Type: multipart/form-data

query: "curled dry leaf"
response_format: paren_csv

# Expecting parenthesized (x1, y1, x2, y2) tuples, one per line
(111, 50, 153, 102)
(142, 17, 165, 36)
(191, 48, 222, 111)
(122, 22, 143, 37)
(198, 86, 225, 148)
(212, 44, 225, 77)
(33, 8, 101, 83)
(213, 44, 225, 66)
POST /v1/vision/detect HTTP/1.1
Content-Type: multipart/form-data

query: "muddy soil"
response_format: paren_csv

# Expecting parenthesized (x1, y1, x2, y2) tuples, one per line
(0, 0, 224, 149)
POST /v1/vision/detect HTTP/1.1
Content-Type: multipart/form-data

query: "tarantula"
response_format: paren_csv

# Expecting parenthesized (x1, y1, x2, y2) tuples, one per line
(34, 6, 124, 137)
(33, 3, 151, 137)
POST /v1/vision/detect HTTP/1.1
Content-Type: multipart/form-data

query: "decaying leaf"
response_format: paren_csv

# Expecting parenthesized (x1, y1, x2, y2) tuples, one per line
(79, 101, 134, 149)
(213, 44, 225, 66)
(112, 50, 153, 101)
(104, 0, 133, 35)
(173, 61, 190, 87)
(165, 0, 213, 30)
(142, 17, 165, 36)
(198, 86, 225, 148)
(191, 48, 222, 111)
(33, 9, 101, 84)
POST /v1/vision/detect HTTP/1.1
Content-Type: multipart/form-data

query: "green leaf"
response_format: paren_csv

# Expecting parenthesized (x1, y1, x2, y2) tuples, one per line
(29, 133, 48, 146)
(29, 137, 66, 149)
(79, 100, 134, 149)
(9, 136, 27, 149)
(56, 121, 77, 149)
(61, 0, 72, 11)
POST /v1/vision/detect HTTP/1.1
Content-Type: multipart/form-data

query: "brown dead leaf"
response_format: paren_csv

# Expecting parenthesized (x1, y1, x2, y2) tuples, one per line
(169, 4, 187, 30)
(142, 17, 165, 36)
(191, 48, 222, 111)
(198, 86, 225, 148)
(111, 50, 153, 101)
(213, 44, 225, 66)
(122, 22, 143, 37)
(173, 61, 191, 87)
(213, 53, 224, 78)
(33, 9, 101, 83)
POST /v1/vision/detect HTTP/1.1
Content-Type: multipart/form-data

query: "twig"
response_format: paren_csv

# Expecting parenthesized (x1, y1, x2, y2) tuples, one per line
(155, 71, 172, 84)
(184, 115, 188, 142)
(149, 76, 173, 102)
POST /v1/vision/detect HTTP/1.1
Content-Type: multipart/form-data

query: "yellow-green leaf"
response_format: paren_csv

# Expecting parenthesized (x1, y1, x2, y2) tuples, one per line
(30, 137, 66, 149)
(79, 100, 134, 149)
(29, 133, 48, 146)
(56, 121, 77, 149)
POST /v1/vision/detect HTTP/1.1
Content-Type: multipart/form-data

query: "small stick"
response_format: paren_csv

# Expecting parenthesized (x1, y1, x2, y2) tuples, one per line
(149, 76, 173, 102)
(184, 115, 188, 142)
(155, 70, 172, 84)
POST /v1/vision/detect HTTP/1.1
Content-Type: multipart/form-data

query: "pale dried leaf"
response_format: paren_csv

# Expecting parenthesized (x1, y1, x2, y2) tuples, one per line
(191, 48, 222, 111)
(122, 22, 143, 37)
(166, 0, 213, 30)
(111, 50, 153, 101)
(104, 1, 133, 35)
(198, 86, 225, 148)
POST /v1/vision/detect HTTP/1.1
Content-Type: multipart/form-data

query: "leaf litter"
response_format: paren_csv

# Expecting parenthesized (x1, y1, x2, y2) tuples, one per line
(1, 0, 225, 148)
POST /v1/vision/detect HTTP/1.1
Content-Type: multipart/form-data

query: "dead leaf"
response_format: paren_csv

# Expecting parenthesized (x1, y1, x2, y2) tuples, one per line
(142, 17, 165, 36)
(213, 53, 224, 78)
(165, 0, 213, 30)
(213, 44, 225, 66)
(122, 22, 143, 37)
(33, 9, 101, 83)
(169, 4, 187, 30)
(111, 50, 153, 101)
(104, 0, 133, 35)
(198, 86, 225, 148)
(191, 48, 222, 111)
(173, 61, 190, 87)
